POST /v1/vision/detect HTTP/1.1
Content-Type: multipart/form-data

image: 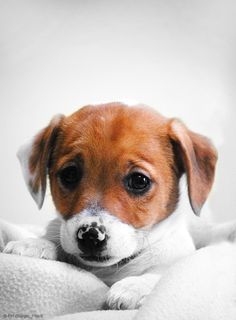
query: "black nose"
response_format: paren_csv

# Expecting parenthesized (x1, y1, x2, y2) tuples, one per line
(77, 224, 107, 255)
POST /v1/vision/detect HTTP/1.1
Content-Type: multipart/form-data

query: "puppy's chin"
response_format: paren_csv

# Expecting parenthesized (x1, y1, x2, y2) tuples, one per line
(76, 254, 123, 267)
(74, 250, 141, 268)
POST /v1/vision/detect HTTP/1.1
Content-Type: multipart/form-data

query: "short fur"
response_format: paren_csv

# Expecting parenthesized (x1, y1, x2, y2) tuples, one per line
(4, 102, 235, 310)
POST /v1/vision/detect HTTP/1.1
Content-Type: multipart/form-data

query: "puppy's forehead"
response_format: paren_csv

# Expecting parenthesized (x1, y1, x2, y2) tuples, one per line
(60, 103, 168, 153)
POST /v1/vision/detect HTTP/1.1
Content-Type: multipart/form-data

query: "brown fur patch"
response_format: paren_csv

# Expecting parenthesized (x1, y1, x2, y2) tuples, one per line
(29, 115, 64, 199)
(168, 119, 217, 215)
(49, 103, 180, 227)
(28, 102, 217, 227)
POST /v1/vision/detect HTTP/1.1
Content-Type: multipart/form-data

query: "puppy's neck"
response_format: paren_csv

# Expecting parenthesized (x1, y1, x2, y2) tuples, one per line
(148, 175, 195, 243)
(145, 208, 188, 245)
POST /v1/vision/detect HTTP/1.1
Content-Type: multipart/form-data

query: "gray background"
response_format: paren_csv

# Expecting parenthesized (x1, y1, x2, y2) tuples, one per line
(0, 0, 235, 226)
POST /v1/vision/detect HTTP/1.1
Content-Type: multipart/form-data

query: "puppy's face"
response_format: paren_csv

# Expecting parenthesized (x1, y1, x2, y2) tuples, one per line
(18, 103, 217, 267)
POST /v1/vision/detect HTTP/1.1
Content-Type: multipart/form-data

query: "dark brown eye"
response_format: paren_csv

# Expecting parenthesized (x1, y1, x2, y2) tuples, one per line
(124, 172, 151, 195)
(58, 165, 82, 190)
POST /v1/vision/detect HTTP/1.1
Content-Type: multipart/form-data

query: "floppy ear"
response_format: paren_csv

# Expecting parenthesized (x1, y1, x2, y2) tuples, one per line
(168, 119, 218, 215)
(17, 115, 64, 209)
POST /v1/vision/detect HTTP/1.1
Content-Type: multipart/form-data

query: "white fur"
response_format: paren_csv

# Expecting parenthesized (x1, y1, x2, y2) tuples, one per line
(3, 237, 57, 260)
(0, 218, 37, 251)
(106, 273, 162, 310)
(89, 208, 195, 287)
(60, 208, 140, 268)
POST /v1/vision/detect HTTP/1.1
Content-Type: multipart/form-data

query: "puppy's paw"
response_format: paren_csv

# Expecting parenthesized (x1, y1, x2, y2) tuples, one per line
(105, 276, 154, 310)
(3, 238, 57, 260)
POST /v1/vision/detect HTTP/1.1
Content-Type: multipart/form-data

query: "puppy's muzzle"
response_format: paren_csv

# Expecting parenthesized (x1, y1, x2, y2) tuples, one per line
(77, 223, 107, 256)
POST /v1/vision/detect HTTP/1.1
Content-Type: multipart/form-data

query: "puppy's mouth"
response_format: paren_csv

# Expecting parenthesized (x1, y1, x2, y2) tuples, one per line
(78, 251, 140, 267)
(80, 254, 111, 263)
(78, 253, 118, 267)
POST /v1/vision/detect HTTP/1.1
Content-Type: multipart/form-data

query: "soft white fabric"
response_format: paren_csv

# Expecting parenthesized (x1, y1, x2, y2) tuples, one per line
(1, 220, 236, 320)
(53, 310, 137, 320)
(136, 242, 236, 320)
(0, 253, 108, 318)
(53, 243, 236, 320)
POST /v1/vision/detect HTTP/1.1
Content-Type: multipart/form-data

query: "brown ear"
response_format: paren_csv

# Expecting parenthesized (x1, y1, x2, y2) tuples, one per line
(17, 114, 64, 209)
(168, 119, 218, 215)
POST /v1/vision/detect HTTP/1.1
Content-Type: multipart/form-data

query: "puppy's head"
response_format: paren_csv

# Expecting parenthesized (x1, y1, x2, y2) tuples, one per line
(18, 103, 217, 266)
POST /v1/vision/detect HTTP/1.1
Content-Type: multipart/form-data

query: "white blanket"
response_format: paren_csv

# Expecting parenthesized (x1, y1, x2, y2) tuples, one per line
(136, 242, 236, 320)
(0, 253, 108, 318)
(1, 220, 236, 320)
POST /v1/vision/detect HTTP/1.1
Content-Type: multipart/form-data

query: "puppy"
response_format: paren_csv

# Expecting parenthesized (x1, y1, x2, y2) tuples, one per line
(4, 102, 220, 309)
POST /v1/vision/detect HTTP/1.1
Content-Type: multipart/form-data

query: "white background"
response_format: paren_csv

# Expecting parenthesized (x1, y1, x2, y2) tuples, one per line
(0, 0, 235, 226)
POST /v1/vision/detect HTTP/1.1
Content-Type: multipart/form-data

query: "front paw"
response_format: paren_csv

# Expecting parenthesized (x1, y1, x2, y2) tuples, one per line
(3, 238, 57, 260)
(106, 276, 153, 310)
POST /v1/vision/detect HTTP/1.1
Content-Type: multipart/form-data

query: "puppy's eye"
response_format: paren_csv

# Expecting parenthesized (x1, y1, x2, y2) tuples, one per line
(58, 165, 82, 189)
(125, 172, 151, 195)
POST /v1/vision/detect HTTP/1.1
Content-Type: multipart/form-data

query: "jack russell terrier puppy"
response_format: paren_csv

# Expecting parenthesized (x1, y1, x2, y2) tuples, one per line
(4, 102, 236, 309)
